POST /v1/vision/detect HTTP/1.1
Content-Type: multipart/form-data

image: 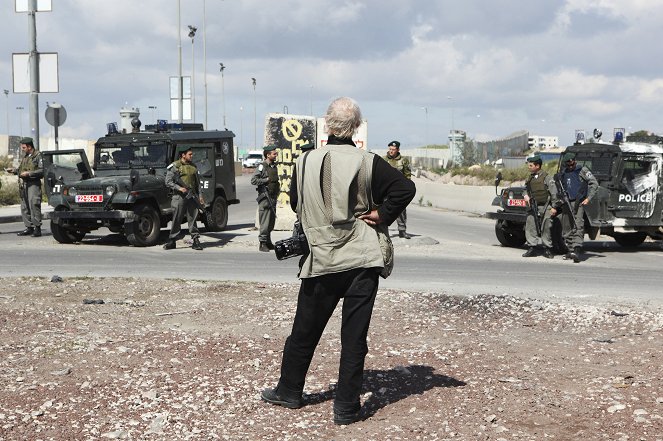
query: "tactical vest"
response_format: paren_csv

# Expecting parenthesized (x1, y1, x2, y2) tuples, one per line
(296, 145, 384, 278)
(174, 160, 198, 188)
(526, 171, 549, 204)
(264, 161, 279, 197)
(563, 167, 586, 201)
(18, 151, 43, 184)
(384, 154, 411, 178)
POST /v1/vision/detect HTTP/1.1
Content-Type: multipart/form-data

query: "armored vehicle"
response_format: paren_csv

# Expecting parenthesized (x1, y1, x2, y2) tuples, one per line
(486, 131, 663, 248)
(42, 121, 239, 246)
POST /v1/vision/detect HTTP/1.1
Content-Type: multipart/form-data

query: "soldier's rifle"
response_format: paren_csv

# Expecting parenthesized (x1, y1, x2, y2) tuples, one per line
(257, 185, 276, 216)
(553, 173, 579, 230)
(174, 171, 205, 213)
(525, 179, 542, 237)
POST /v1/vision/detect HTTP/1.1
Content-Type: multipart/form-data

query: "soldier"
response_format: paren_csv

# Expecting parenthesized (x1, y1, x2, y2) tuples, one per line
(251, 145, 280, 252)
(383, 140, 412, 238)
(163, 147, 203, 250)
(6, 137, 44, 237)
(522, 155, 557, 258)
(551, 152, 598, 262)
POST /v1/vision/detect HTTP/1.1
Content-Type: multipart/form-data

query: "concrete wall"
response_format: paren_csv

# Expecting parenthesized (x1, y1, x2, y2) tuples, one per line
(412, 177, 497, 215)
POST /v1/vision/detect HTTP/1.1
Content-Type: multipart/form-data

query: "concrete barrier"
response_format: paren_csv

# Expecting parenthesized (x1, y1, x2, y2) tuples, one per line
(411, 177, 497, 215)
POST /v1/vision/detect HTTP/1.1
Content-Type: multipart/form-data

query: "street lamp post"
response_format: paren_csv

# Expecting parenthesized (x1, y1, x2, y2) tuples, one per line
(219, 63, 226, 128)
(3, 89, 9, 137)
(252, 77, 257, 149)
(16, 107, 25, 136)
(309, 85, 313, 116)
(176, 0, 183, 124)
(239, 106, 244, 150)
(148, 105, 157, 122)
(447, 96, 455, 167)
(188, 25, 197, 123)
(203, 0, 208, 129)
(422, 106, 428, 165)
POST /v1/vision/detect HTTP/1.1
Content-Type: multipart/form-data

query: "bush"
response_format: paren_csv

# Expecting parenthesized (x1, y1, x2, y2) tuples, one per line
(0, 180, 21, 206)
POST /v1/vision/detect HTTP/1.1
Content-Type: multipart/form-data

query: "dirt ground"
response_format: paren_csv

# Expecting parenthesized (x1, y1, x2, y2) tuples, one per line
(1, 277, 662, 441)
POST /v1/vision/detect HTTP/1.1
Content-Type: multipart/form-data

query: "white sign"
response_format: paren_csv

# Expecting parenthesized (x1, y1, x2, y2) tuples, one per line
(169, 76, 192, 121)
(15, 0, 52, 12)
(12, 52, 59, 93)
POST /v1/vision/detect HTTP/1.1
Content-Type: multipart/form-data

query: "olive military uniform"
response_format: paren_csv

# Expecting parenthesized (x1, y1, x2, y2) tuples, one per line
(164, 157, 201, 249)
(383, 141, 412, 238)
(14, 138, 44, 236)
(524, 167, 557, 252)
(251, 146, 280, 249)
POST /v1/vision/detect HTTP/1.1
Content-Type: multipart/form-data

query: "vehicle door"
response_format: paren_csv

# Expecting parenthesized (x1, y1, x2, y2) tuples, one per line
(612, 155, 661, 219)
(41, 150, 94, 201)
(572, 150, 619, 224)
(190, 145, 215, 206)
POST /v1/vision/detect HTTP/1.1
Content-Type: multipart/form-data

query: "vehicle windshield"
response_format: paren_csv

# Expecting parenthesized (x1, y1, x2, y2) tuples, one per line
(96, 142, 168, 169)
(246, 154, 262, 161)
(572, 152, 617, 181)
(622, 158, 659, 196)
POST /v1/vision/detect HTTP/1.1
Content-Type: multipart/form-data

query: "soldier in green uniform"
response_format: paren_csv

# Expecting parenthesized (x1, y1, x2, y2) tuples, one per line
(163, 147, 203, 250)
(522, 155, 557, 258)
(551, 152, 598, 262)
(251, 145, 279, 252)
(6, 137, 44, 237)
(384, 140, 412, 238)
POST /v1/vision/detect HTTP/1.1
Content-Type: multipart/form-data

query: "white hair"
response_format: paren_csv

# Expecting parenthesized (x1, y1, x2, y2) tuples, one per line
(324, 97, 362, 139)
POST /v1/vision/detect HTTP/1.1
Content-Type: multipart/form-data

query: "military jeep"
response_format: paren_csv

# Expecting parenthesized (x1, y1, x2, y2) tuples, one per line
(42, 122, 239, 246)
(486, 131, 663, 249)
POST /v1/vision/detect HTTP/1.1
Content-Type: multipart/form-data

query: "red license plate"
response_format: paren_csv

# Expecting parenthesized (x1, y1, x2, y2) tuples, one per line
(75, 194, 103, 203)
(507, 198, 527, 207)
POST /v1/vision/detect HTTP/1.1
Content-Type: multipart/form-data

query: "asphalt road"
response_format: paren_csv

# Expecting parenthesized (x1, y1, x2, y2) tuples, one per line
(1, 173, 662, 308)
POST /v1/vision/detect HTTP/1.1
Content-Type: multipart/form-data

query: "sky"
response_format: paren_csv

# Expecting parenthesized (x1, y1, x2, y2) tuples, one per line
(2, 0, 663, 151)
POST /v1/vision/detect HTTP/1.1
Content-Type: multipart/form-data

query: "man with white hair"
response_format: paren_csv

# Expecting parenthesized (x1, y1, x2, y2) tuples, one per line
(261, 97, 416, 425)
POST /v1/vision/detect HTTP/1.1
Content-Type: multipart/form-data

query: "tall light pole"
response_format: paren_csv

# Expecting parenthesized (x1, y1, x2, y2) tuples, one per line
(252, 77, 257, 149)
(148, 105, 157, 122)
(188, 25, 197, 123)
(176, 0, 183, 124)
(239, 106, 244, 150)
(3, 89, 9, 137)
(422, 106, 428, 163)
(219, 63, 226, 128)
(309, 85, 313, 116)
(202, 0, 208, 129)
(447, 96, 455, 167)
(28, 0, 40, 147)
(16, 107, 25, 136)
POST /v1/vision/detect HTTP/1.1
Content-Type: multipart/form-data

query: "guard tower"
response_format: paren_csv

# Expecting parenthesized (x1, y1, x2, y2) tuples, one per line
(119, 106, 140, 133)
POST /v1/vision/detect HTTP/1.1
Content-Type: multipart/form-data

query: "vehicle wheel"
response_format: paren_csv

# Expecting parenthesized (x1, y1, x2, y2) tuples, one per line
(494, 220, 526, 248)
(204, 195, 228, 232)
(126, 203, 161, 247)
(50, 219, 86, 244)
(613, 232, 647, 247)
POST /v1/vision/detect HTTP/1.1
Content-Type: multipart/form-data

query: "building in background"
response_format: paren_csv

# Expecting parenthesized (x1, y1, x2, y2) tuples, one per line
(528, 135, 558, 150)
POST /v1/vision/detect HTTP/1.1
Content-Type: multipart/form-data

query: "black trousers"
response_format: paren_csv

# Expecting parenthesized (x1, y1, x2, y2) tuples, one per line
(276, 267, 379, 412)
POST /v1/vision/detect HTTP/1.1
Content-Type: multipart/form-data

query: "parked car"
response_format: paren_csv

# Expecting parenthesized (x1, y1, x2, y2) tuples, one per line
(242, 151, 263, 168)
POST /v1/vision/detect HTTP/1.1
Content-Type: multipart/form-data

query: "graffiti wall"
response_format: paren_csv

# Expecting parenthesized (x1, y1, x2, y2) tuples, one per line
(264, 113, 316, 206)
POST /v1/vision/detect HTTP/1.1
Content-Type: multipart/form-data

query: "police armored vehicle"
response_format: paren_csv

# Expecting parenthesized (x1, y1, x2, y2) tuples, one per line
(42, 119, 239, 246)
(487, 129, 663, 248)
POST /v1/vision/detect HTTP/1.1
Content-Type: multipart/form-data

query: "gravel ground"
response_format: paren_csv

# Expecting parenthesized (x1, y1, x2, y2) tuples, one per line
(1, 276, 662, 440)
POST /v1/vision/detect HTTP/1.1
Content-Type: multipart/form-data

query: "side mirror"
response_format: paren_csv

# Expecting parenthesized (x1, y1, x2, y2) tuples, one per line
(494, 171, 503, 194)
(148, 167, 156, 176)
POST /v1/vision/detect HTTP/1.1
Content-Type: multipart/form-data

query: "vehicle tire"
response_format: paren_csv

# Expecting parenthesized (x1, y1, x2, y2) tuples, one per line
(613, 232, 647, 247)
(50, 219, 86, 244)
(494, 220, 526, 248)
(204, 195, 228, 232)
(126, 203, 161, 247)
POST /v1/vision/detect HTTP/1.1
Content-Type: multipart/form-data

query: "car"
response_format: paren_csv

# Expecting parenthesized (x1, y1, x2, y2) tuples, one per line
(242, 151, 263, 168)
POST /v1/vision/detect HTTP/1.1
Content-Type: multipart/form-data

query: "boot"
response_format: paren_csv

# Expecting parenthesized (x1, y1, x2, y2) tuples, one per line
(259, 242, 271, 252)
(398, 231, 411, 239)
(542, 248, 553, 259)
(572, 247, 582, 263)
(163, 240, 176, 250)
(17, 227, 34, 236)
(522, 247, 537, 257)
(31, 226, 42, 237)
(266, 241, 275, 250)
(191, 237, 203, 250)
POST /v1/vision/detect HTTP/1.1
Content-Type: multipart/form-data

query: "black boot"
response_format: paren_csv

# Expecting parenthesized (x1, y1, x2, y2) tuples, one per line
(572, 247, 582, 263)
(163, 240, 176, 250)
(259, 242, 270, 252)
(543, 248, 553, 259)
(17, 227, 34, 236)
(31, 226, 42, 237)
(522, 247, 537, 257)
(398, 231, 411, 239)
(191, 237, 203, 250)
(266, 241, 275, 250)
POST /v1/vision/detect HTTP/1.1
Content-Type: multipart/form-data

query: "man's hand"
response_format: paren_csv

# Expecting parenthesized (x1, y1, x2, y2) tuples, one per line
(179, 186, 188, 194)
(19, 171, 29, 178)
(581, 198, 589, 206)
(524, 194, 530, 203)
(358, 209, 382, 226)
(550, 207, 557, 216)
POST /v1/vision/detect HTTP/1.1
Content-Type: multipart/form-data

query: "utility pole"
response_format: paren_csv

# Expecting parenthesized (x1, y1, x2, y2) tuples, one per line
(28, 0, 40, 147)
(203, 0, 208, 129)
(176, 0, 183, 124)
(188, 25, 197, 123)
(252, 77, 257, 149)
(219, 63, 226, 128)
(3, 90, 9, 137)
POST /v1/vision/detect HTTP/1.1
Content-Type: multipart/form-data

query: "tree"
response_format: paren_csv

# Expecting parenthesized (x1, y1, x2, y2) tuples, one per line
(458, 139, 479, 167)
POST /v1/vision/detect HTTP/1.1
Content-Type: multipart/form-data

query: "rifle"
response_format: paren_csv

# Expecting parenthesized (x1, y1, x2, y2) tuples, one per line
(174, 172, 205, 212)
(257, 185, 276, 216)
(525, 179, 542, 237)
(553, 173, 578, 230)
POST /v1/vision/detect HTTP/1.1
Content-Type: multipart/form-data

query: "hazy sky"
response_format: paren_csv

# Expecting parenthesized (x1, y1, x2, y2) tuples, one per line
(2, 0, 663, 150)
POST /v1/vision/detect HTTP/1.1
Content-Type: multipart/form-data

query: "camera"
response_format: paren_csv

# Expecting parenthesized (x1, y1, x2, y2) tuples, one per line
(274, 221, 309, 260)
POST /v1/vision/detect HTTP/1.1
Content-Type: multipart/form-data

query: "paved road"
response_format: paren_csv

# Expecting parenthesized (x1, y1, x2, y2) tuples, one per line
(1, 173, 662, 308)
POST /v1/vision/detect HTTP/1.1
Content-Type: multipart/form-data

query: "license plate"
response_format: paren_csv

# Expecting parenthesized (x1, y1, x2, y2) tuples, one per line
(507, 198, 527, 207)
(75, 194, 103, 203)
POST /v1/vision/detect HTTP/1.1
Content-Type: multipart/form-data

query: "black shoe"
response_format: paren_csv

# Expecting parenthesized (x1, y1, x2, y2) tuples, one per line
(259, 243, 271, 252)
(17, 228, 34, 236)
(543, 248, 553, 259)
(398, 231, 411, 239)
(266, 241, 275, 250)
(522, 247, 536, 257)
(260, 388, 302, 409)
(572, 247, 582, 263)
(163, 241, 176, 250)
(334, 409, 361, 425)
(191, 238, 203, 250)
(31, 227, 42, 237)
